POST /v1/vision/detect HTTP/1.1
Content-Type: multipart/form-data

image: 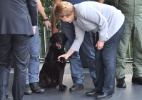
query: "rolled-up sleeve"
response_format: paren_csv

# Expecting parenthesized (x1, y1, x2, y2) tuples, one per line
(70, 22, 85, 52)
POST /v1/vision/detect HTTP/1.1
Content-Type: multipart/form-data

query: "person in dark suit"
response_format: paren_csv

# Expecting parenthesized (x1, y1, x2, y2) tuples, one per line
(0, 0, 37, 100)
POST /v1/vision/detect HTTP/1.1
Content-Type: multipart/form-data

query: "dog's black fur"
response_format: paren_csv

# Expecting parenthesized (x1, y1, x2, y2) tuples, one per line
(39, 32, 68, 91)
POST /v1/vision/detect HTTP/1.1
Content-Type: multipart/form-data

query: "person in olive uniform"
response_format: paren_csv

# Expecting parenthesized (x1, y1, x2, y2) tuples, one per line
(115, 0, 142, 88)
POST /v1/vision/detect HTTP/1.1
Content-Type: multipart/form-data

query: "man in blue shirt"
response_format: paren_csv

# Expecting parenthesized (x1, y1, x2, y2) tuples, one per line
(52, 0, 96, 92)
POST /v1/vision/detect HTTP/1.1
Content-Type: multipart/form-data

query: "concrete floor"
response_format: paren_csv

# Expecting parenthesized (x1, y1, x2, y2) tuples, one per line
(7, 63, 142, 100)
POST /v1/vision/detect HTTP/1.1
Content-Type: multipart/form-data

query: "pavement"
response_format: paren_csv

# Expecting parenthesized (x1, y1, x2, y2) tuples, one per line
(6, 63, 142, 100)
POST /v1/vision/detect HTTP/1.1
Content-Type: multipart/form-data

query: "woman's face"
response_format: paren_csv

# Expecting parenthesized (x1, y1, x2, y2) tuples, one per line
(60, 12, 75, 23)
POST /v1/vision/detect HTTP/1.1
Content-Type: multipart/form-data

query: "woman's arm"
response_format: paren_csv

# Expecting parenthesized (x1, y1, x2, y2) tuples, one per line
(58, 49, 75, 60)
(70, 22, 85, 51)
(58, 21, 85, 60)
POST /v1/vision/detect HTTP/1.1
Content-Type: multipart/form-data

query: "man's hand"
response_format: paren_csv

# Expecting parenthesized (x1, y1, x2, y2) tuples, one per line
(96, 40, 105, 50)
(44, 20, 51, 29)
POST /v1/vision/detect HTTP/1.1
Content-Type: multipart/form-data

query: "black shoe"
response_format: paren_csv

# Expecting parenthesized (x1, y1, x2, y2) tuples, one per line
(24, 84, 32, 95)
(132, 77, 142, 85)
(69, 84, 83, 92)
(96, 92, 112, 99)
(6, 95, 11, 99)
(86, 89, 101, 96)
(116, 77, 126, 88)
(30, 82, 45, 94)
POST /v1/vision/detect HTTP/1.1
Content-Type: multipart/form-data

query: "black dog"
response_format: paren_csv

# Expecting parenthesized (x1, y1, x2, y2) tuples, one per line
(39, 32, 68, 91)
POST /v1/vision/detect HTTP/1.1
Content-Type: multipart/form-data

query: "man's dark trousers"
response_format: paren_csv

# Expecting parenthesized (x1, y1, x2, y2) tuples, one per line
(0, 0, 37, 99)
(0, 35, 31, 100)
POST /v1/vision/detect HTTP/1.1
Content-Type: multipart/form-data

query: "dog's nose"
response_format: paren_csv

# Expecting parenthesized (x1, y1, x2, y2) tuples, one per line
(55, 42, 61, 46)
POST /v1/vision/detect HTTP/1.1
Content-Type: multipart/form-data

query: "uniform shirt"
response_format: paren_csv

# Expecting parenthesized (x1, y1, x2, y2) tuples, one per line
(70, 1, 125, 51)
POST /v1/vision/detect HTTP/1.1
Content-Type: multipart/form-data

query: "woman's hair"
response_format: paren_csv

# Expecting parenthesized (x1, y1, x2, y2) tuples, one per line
(54, 1, 74, 19)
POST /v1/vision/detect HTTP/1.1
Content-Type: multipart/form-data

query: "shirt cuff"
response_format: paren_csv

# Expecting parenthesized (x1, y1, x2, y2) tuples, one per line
(32, 26, 36, 28)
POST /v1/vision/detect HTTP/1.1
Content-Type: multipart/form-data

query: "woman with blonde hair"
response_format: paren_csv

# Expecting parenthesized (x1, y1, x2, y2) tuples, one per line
(55, 1, 125, 99)
(52, 0, 96, 93)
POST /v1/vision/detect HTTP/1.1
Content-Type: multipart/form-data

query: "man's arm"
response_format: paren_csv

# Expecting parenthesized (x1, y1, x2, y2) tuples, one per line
(51, 0, 61, 34)
(27, 0, 38, 26)
(37, 0, 51, 29)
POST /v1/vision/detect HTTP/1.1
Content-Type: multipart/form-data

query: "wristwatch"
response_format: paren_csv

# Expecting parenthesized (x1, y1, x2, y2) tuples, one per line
(43, 17, 49, 21)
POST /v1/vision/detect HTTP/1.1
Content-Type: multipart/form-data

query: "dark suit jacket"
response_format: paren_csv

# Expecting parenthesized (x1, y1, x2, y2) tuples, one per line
(0, 0, 37, 35)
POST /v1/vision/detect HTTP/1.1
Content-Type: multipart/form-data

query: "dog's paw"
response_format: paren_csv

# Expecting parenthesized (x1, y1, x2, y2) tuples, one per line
(59, 84, 67, 92)
(59, 57, 66, 63)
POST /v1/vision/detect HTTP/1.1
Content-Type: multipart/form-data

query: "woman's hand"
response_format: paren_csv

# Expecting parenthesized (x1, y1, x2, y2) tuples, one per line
(58, 49, 75, 62)
(58, 53, 69, 62)
(96, 40, 105, 50)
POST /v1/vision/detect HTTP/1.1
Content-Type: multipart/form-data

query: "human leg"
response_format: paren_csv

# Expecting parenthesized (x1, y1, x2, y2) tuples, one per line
(96, 22, 125, 99)
(12, 35, 31, 100)
(0, 35, 12, 100)
(25, 27, 44, 94)
(61, 22, 84, 92)
(116, 22, 132, 88)
(132, 21, 142, 84)
(86, 48, 103, 96)
(26, 27, 40, 84)
(79, 32, 98, 96)
(79, 32, 96, 83)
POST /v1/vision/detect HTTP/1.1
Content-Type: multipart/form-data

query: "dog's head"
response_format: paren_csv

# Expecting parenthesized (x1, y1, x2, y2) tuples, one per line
(50, 32, 68, 50)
